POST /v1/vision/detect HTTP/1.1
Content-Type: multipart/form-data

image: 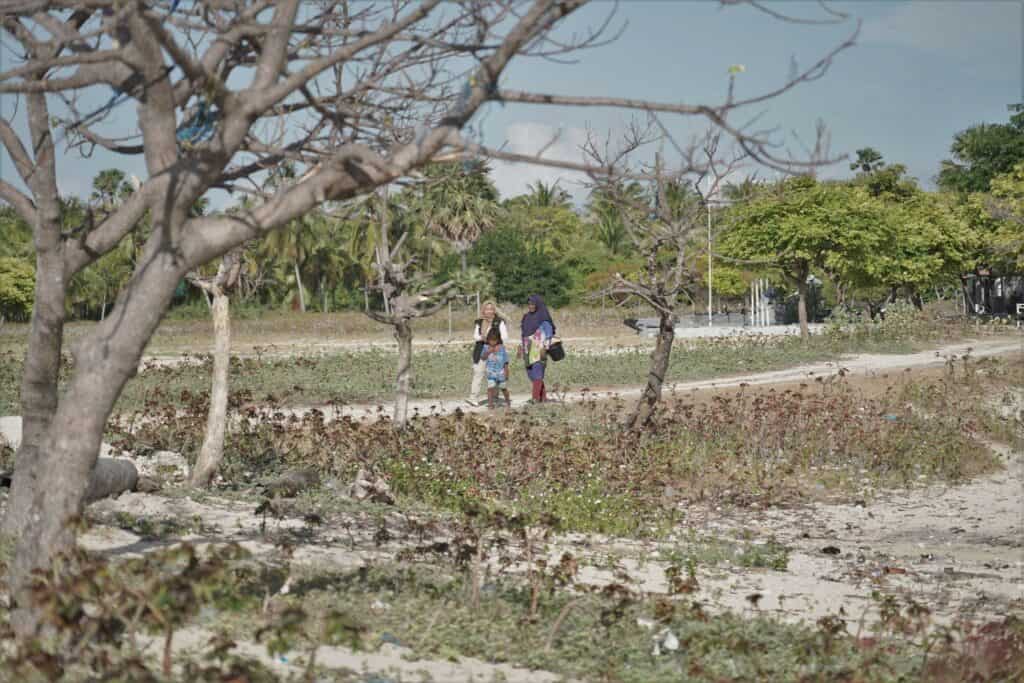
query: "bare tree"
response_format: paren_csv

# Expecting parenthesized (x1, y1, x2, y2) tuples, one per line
(365, 188, 455, 428)
(186, 248, 242, 488)
(594, 131, 740, 429)
(0, 0, 856, 633)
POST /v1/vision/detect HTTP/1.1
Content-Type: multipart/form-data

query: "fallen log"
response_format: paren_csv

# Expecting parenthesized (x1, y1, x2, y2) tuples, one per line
(2, 458, 139, 504)
(83, 458, 140, 504)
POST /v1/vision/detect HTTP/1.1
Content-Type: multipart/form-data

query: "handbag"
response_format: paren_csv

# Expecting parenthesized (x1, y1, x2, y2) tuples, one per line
(547, 338, 565, 362)
(472, 340, 485, 364)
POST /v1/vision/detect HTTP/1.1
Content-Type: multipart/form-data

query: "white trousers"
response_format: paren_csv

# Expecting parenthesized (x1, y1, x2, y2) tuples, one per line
(469, 359, 487, 401)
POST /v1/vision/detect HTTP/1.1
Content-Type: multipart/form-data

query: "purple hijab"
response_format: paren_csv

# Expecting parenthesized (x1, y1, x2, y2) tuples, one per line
(521, 294, 555, 337)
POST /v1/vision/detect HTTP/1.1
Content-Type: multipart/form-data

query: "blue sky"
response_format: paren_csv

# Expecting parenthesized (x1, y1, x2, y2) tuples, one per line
(487, 0, 1023, 202)
(0, 0, 1020, 207)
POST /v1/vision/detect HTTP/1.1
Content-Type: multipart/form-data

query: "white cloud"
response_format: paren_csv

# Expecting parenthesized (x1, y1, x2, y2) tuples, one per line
(488, 122, 592, 205)
(861, 0, 1019, 58)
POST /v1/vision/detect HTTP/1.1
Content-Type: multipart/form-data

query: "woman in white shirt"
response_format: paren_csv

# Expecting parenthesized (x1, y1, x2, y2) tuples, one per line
(469, 301, 509, 406)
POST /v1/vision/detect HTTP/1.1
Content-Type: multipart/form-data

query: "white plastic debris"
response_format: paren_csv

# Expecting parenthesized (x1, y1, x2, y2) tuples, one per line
(652, 628, 679, 656)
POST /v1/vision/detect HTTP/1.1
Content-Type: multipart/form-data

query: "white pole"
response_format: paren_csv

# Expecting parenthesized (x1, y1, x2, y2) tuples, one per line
(755, 281, 760, 326)
(759, 280, 765, 326)
(707, 200, 713, 327)
(750, 284, 755, 327)
(762, 279, 768, 326)
(759, 279, 766, 326)
(753, 280, 761, 327)
(758, 280, 763, 327)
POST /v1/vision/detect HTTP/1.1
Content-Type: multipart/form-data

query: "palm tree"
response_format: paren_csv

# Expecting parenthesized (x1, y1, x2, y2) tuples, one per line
(418, 161, 501, 272)
(850, 147, 885, 174)
(340, 190, 409, 301)
(587, 181, 646, 255)
(90, 169, 130, 213)
(261, 212, 318, 311)
(524, 180, 572, 209)
(305, 214, 349, 312)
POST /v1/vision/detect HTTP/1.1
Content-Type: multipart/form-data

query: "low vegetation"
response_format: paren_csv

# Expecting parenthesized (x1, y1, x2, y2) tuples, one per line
(0, 304, 1008, 416)
(101, 353, 1017, 539)
(0, 347, 1020, 679)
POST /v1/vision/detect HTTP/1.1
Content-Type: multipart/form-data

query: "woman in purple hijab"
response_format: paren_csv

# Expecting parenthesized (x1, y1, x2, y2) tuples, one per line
(519, 294, 555, 403)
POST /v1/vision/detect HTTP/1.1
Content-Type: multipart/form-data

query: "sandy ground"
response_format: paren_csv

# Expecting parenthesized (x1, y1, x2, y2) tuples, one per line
(77, 438, 1023, 680)
(2, 336, 1021, 681)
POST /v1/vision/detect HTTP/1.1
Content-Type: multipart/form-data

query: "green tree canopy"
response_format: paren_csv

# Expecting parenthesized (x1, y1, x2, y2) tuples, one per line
(970, 161, 1024, 271)
(718, 176, 888, 333)
(454, 227, 572, 307)
(0, 207, 32, 259)
(0, 257, 35, 321)
(418, 160, 501, 269)
(849, 147, 885, 174)
(937, 112, 1024, 194)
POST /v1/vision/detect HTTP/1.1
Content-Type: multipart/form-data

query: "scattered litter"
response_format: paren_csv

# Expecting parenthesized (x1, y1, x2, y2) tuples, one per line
(636, 617, 656, 630)
(652, 628, 679, 656)
(380, 632, 403, 647)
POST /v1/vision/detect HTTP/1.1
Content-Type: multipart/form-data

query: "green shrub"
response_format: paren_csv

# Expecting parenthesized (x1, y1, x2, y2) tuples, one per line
(0, 257, 34, 322)
(446, 228, 573, 306)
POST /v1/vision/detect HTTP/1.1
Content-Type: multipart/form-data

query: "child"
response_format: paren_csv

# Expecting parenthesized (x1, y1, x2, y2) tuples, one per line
(480, 329, 510, 409)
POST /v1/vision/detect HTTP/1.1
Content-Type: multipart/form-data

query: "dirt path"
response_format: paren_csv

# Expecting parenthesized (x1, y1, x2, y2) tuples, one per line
(275, 337, 1023, 422)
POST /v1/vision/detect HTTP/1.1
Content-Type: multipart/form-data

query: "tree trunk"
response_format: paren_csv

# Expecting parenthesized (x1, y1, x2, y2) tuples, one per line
(189, 290, 231, 488)
(393, 320, 413, 429)
(6, 255, 182, 635)
(796, 277, 810, 339)
(1, 86, 67, 546)
(320, 276, 328, 313)
(625, 312, 674, 430)
(294, 260, 306, 312)
(1, 247, 66, 540)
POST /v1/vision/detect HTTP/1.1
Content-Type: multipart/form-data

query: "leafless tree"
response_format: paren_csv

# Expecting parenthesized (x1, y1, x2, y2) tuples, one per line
(592, 129, 741, 430)
(0, 0, 856, 634)
(185, 248, 242, 487)
(364, 188, 455, 428)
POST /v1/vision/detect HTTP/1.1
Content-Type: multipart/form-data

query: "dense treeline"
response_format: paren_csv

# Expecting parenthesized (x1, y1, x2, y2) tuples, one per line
(1, 112, 1021, 323)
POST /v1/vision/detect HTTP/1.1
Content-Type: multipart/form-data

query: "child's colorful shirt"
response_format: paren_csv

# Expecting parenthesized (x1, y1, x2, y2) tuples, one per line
(483, 345, 509, 380)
